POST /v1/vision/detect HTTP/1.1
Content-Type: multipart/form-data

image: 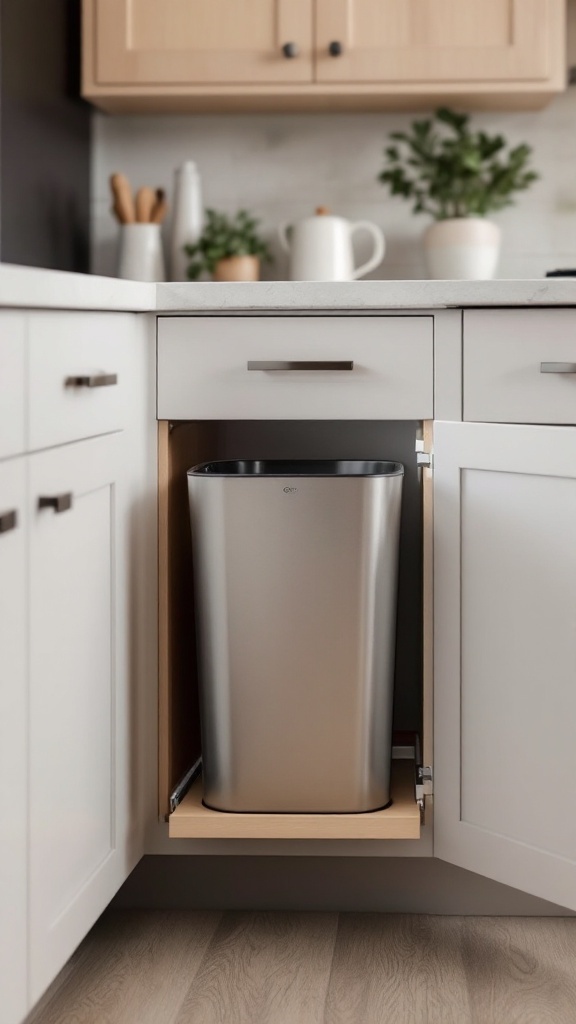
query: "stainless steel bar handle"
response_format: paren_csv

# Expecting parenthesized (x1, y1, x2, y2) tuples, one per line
(0, 510, 18, 534)
(247, 360, 354, 371)
(65, 373, 118, 388)
(540, 362, 576, 374)
(38, 493, 73, 514)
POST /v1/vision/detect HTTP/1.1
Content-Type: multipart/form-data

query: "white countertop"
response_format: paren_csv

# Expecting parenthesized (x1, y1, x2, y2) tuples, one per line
(2, 263, 576, 312)
(157, 278, 576, 311)
(0, 264, 154, 311)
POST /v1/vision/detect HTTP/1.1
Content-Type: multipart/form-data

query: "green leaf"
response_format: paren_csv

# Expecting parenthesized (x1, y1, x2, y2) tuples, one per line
(184, 206, 273, 278)
(377, 106, 538, 219)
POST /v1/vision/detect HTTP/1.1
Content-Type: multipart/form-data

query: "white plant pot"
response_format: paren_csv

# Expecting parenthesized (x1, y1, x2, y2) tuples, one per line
(423, 218, 501, 281)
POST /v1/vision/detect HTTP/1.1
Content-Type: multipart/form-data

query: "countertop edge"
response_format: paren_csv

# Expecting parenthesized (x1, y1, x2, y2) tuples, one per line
(1, 265, 576, 312)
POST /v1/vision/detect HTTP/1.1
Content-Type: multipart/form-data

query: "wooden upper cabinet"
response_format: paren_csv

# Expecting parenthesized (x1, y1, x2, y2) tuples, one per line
(83, 0, 566, 110)
(316, 0, 561, 85)
(93, 0, 314, 85)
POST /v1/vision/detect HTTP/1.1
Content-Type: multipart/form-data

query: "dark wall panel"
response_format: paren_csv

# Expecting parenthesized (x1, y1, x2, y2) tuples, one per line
(1, 0, 91, 272)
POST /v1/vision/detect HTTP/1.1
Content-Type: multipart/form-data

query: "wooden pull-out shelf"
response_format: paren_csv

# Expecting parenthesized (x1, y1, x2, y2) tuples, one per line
(169, 759, 420, 840)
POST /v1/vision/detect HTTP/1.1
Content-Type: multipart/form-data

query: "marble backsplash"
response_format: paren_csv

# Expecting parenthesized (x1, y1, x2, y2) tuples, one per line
(92, 87, 576, 282)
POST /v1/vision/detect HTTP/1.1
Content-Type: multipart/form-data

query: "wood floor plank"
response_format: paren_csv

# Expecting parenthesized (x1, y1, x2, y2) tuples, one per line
(173, 911, 339, 1024)
(323, 913, 472, 1024)
(27, 911, 576, 1024)
(29, 911, 222, 1024)
(461, 917, 576, 1024)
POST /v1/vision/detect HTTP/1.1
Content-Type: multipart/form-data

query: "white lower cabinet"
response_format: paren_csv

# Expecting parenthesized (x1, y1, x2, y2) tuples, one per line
(28, 432, 135, 1004)
(0, 459, 28, 1024)
(0, 308, 152, 1022)
(434, 421, 576, 911)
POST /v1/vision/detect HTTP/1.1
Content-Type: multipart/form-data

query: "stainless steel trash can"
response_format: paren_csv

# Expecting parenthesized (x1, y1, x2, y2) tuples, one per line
(187, 459, 403, 814)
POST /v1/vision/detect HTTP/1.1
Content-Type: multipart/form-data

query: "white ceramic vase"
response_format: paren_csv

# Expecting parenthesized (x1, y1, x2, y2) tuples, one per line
(118, 223, 166, 282)
(170, 161, 203, 281)
(423, 217, 501, 280)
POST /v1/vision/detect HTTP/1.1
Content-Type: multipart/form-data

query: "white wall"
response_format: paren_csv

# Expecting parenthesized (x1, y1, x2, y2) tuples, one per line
(92, 88, 576, 282)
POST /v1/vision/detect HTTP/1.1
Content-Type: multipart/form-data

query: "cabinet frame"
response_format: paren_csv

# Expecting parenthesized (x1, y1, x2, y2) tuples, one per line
(157, 417, 433, 841)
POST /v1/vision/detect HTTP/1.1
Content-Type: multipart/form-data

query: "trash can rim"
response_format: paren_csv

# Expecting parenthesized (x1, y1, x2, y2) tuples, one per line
(187, 459, 404, 478)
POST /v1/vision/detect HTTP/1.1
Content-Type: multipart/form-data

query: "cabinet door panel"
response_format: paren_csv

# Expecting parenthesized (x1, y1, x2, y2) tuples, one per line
(316, 0, 556, 83)
(95, 0, 313, 84)
(28, 311, 130, 451)
(0, 460, 28, 1024)
(28, 434, 124, 1003)
(434, 421, 576, 911)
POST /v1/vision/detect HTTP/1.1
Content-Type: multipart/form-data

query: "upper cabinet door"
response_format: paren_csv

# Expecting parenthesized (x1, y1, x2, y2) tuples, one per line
(93, 0, 313, 84)
(316, 0, 560, 83)
(434, 421, 576, 911)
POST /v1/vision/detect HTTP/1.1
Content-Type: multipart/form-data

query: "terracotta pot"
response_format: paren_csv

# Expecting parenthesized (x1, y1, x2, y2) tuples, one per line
(423, 217, 501, 280)
(212, 255, 260, 282)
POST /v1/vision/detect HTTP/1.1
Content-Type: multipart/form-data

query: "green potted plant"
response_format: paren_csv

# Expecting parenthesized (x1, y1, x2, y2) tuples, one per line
(378, 108, 538, 280)
(185, 208, 272, 282)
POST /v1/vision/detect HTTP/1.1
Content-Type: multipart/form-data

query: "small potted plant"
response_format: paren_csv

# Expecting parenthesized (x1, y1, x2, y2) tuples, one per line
(185, 208, 272, 282)
(378, 108, 538, 280)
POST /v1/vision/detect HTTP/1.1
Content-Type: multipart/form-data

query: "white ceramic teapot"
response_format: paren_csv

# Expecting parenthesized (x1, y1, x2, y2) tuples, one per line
(278, 206, 386, 282)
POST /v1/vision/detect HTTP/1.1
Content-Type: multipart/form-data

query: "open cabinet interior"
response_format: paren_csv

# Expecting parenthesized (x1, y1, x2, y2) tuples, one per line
(158, 419, 432, 839)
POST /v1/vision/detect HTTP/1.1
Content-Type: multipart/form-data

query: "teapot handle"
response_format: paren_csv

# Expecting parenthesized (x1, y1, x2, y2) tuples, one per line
(278, 222, 291, 253)
(350, 222, 386, 279)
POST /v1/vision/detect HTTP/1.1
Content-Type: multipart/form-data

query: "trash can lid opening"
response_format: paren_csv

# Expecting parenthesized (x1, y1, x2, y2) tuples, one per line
(188, 459, 404, 477)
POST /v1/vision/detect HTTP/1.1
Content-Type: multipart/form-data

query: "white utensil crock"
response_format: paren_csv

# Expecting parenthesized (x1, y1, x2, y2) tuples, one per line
(118, 223, 166, 282)
(423, 218, 500, 280)
(279, 212, 385, 281)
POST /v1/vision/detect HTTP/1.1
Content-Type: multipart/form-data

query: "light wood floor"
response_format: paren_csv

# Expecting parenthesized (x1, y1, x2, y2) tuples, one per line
(28, 911, 576, 1024)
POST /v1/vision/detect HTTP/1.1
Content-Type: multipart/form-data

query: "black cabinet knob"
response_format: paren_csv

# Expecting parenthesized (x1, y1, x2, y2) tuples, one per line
(329, 41, 343, 57)
(282, 42, 299, 59)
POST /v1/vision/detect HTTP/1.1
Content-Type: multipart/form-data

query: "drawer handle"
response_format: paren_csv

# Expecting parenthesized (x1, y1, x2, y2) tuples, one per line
(0, 510, 18, 534)
(38, 493, 73, 514)
(65, 373, 118, 388)
(540, 362, 576, 374)
(247, 360, 354, 371)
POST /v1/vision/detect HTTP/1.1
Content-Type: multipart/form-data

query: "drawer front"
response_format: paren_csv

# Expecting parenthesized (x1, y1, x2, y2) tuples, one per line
(0, 313, 26, 459)
(464, 310, 576, 425)
(157, 316, 434, 420)
(28, 312, 130, 450)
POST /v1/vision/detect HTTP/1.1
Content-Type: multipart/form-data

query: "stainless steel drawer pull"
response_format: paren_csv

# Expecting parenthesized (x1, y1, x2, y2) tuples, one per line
(540, 362, 576, 374)
(247, 360, 354, 371)
(38, 493, 73, 514)
(65, 373, 118, 388)
(0, 510, 18, 534)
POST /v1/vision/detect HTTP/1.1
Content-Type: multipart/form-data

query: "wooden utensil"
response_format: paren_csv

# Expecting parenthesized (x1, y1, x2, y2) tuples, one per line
(135, 186, 157, 224)
(110, 173, 136, 224)
(151, 188, 168, 224)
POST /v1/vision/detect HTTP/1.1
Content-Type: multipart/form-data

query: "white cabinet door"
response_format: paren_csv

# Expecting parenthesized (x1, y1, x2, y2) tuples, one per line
(28, 432, 137, 1003)
(434, 421, 576, 910)
(0, 459, 28, 1024)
